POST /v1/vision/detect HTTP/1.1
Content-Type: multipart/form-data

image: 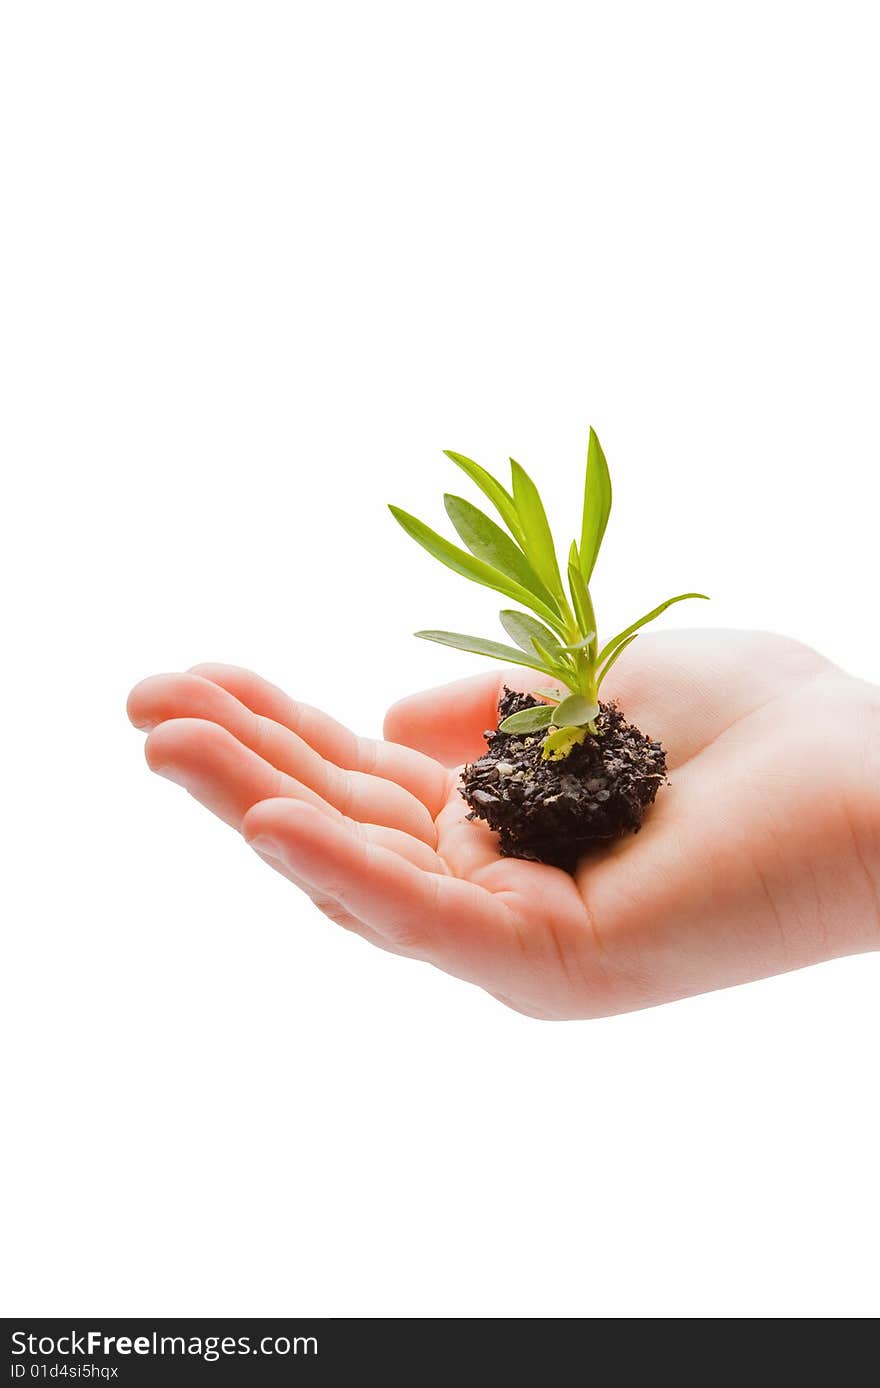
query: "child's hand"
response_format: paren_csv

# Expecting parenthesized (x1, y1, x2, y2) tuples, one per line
(127, 630, 880, 1019)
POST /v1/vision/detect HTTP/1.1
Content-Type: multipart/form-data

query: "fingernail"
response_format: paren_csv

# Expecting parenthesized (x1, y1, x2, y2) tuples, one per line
(248, 834, 283, 860)
(151, 762, 191, 787)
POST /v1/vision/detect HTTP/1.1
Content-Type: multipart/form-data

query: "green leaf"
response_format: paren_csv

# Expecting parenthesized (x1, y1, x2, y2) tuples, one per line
(557, 631, 596, 653)
(509, 459, 565, 604)
(443, 451, 527, 548)
(532, 687, 562, 703)
(444, 496, 558, 612)
(597, 593, 710, 664)
(580, 427, 612, 582)
(414, 630, 557, 674)
(530, 638, 571, 688)
(499, 609, 562, 657)
(542, 725, 589, 760)
(498, 704, 556, 734)
(553, 693, 600, 727)
(497, 612, 573, 686)
(597, 633, 638, 687)
(388, 506, 565, 632)
(566, 556, 598, 652)
(533, 639, 574, 681)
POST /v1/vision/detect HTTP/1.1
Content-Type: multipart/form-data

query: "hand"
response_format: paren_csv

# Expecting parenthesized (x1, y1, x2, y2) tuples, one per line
(127, 631, 880, 1019)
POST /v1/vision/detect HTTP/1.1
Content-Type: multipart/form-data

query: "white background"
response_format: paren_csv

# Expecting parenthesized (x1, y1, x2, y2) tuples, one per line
(2, 1, 879, 1318)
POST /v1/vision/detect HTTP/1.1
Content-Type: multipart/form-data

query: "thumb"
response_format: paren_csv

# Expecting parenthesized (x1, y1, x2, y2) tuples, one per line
(383, 668, 556, 767)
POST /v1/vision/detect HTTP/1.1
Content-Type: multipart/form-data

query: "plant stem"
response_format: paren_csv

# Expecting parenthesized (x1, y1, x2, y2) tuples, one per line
(569, 645, 598, 701)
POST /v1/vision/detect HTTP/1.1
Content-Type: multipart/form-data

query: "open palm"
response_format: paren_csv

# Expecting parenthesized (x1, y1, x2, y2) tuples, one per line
(127, 630, 879, 1018)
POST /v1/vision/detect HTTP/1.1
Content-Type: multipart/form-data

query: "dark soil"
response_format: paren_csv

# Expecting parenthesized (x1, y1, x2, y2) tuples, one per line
(461, 688, 667, 872)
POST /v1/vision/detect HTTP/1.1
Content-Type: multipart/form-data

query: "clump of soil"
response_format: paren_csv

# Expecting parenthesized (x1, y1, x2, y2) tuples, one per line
(461, 688, 667, 871)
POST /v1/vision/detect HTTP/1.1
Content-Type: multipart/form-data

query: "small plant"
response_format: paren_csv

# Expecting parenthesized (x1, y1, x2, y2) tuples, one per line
(390, 429, 707, 761)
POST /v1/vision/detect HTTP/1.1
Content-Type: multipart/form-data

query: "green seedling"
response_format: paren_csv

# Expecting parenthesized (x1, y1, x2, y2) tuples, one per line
(390, 429, 707, 759)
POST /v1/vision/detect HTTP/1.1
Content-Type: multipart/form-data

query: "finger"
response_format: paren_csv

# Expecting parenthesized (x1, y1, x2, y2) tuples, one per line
(242, 797, 522, 987)
(434, 792, 505, 881)
(133, 676, 437, 842)
(144, 717, 443, 859)
(250, 844, 410, 957)
(188, 662, 449, 815)
(383, 668, 557, 767)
